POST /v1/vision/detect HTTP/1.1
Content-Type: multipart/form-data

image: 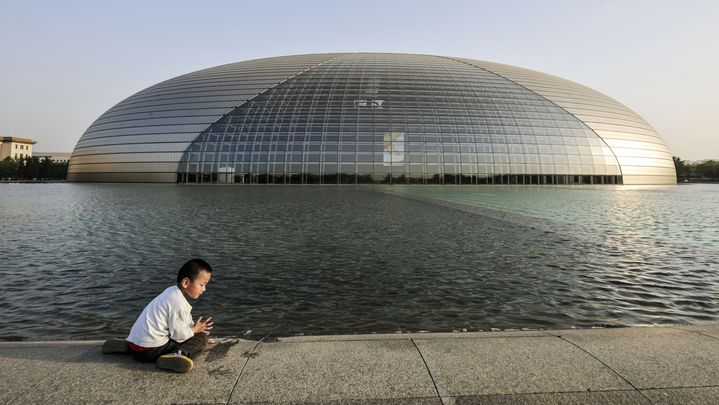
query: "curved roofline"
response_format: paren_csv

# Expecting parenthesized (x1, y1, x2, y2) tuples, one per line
(69, 53, 675, 184)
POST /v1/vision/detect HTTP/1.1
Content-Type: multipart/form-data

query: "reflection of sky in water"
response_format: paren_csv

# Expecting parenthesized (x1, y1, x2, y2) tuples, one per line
(1, 184, 718, 340)
(386, 184, 719, 249)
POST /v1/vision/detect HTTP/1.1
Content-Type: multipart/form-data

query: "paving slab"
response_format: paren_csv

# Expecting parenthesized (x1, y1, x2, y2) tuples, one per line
(414, 336, 631, 397)
(560, 327, 719, 389)
(277, 330, 552, 343)
(274, 333, 414, 343)
(11, 338, 256, 404)
(0, 343, 95, 403)
(0, 340, 104, 347)
(641, 386, 719, 404)
(405, 331, 554, 340)
(671, 324, 719, 340)
(241, 398, 442, 405)
(229, 339, 436, 403)
(442, 390, 651, 404)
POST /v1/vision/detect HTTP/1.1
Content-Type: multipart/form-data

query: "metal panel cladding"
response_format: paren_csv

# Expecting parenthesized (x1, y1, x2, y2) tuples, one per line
(458, 59, 676, 185)
(68, 54, 342, 182)
(68, 53, 676, 185)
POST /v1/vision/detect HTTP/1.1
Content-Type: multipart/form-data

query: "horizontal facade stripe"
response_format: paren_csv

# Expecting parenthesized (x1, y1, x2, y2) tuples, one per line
(91, 109, 230, 125)
(568, 116, 650, 130)
(71, 143, 192, 155)
(76, 133, 201, 148)
(622, 174, 677, 185)
(116, 88, 277, 106)
(107, 95, 264, 112)
(69, 152, 184, 164)
(67, 172, 177, 183)
(577, 122, 659, 137)
(620, 165, 677, 175)
(552, 108, 638, 122)
(68, 162, 179, 172)
(603, 139, 671, 151)
(97, 103, 239, 117)
(609, 147, 674, 159)
(88, 116, 221, 132)
(119, 85, 291, 102)
(596, 131, 669, 147)
(82, 124, 210, 138)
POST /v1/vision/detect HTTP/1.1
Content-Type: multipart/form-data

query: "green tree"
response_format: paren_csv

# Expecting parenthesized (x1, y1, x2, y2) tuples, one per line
(0, 157, 18, 179)
(672, 156, 690, 179)
(25, 156, 40, 179)
(15, 157, 26, 179)
(40, 157, 52, 179)
(51, 161, 68, 180)
(695, 160, 719, 180)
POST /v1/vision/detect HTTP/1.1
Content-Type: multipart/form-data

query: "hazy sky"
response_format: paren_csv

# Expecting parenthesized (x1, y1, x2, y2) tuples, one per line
(1, 0, 717, 160)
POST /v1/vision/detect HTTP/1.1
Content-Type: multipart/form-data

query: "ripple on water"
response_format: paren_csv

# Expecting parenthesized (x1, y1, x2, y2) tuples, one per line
(0, 184, 718, 340)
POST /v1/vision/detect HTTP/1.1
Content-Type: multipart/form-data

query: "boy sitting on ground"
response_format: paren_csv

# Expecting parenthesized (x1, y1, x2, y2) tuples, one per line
(103, 258, 214, 373)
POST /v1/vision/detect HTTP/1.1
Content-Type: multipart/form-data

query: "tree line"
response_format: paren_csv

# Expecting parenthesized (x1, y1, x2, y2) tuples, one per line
(0, 156, 69, 180)
(673, 156, 719, 182)
(2, 155, 716, 183)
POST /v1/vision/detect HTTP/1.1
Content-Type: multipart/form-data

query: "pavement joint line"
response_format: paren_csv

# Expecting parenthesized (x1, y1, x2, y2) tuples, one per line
(412, 334, 552, 339)
(410, 337, 444, 405)
(225, 336, 264, 405)
(556, 336, 657, 404)
(7, 344, 98, 405)
(0, 341, 103, 348)
(274, 333, 557, 344)
(666, 326, 719, 341)
(638, 384, 719, 391)
(440, 387, 643, 401)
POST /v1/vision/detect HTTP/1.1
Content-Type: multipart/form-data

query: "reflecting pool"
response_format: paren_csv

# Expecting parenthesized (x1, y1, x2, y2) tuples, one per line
(1, 183, 717, 340)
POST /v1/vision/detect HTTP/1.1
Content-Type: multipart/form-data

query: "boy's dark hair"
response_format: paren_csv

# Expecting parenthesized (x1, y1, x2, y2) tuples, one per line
(177, 258, 212, 284)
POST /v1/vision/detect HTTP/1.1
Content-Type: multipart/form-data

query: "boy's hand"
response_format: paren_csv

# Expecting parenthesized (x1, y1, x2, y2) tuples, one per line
(193, 316, 214, 334)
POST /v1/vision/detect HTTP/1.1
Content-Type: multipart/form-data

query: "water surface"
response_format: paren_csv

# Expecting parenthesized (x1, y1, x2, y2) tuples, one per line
(1, 183, 717, 340)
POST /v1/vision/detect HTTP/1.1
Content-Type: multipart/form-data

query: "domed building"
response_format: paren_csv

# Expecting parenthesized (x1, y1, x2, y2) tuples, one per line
(68, 53, 676, 185)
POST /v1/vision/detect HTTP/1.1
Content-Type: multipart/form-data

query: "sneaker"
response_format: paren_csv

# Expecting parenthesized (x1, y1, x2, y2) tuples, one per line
(102, 338, 130, 354)
(157, 353, 194, 373)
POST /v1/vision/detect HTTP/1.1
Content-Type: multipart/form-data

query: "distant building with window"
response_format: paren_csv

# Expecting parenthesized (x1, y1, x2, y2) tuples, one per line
(0, 137, 36, 160)
(33, 152, 72, 163)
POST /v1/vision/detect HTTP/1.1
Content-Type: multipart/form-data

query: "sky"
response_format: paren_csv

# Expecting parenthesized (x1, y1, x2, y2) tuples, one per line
(1, 0, 717, 160)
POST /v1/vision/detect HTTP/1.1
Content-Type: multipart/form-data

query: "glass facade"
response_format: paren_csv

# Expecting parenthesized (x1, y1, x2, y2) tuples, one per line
(68, 53, 676, 185)
(462, 59, 676, 185)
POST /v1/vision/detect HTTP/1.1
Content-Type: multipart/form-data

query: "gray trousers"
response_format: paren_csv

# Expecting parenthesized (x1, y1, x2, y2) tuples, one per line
(132, 333, 208, 362)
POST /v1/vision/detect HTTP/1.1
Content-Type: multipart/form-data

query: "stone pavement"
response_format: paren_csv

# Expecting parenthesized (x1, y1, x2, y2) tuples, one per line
(1, 325, 719, 404)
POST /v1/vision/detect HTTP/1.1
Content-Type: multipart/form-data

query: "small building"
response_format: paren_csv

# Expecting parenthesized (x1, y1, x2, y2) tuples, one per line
(33, 152, 72, 163)
(0, 137, 36, 160)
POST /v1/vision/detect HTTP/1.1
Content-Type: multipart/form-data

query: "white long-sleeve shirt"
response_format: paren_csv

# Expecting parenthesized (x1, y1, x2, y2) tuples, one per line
(127, 285, 194, 348)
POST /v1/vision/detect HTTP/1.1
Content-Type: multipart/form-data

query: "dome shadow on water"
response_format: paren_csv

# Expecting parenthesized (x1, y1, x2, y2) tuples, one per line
(1, 184, 718, 340)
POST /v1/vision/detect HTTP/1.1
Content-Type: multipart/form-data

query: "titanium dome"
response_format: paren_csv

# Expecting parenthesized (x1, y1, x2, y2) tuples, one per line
(68, 53, 676, 185)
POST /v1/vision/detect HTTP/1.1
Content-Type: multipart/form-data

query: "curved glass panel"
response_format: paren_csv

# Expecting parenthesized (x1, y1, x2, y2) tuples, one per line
(178, 54, 622, 184)
(463, 59, 675, 184)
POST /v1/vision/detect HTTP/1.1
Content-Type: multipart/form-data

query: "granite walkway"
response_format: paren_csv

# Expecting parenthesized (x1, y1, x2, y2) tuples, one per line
(2, 325, 719, 404)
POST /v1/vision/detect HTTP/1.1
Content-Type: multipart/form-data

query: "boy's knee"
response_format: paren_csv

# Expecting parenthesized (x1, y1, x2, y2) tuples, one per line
(179, 332, 208, 357)
(196, 332, 208, 346)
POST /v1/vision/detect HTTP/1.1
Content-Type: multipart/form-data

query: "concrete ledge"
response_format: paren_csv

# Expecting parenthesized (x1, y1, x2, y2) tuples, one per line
(1, 326, 718, 404)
